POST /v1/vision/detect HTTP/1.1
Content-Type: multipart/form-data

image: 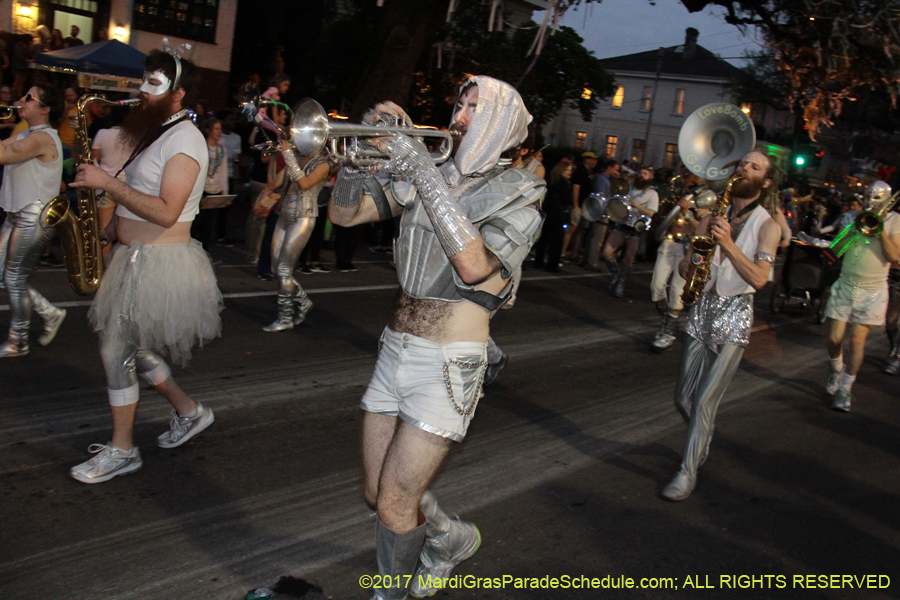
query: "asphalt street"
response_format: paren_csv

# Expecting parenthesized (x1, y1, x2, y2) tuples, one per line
(1, 244, 898, 600)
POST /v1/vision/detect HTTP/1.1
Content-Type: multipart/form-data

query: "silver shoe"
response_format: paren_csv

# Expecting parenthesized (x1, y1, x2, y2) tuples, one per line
(825, 369, 842, 395)
(831, 390, 852, 413)
(884, 357, 900, 375)
(410, 519, 481, 598)
(0, 337, 29, 358)
(293, 295, 313, 326)
(157, 403, 215, 448)
(662, 468, 696, 502)
(38, 306, 66, 346)
(653, 333, 676, 352)
(70, 443, 142, 484)
(483, 353, 508, 386)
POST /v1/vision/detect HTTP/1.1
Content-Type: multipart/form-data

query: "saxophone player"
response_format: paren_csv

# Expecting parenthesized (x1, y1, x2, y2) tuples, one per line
(0, 85, 67, 357)
(663, 151, 781, 501)
(68, 50, 223, 484)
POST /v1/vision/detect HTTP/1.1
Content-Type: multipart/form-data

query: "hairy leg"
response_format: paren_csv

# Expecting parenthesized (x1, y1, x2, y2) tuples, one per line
(362, 411, 399, 508)
(844, 323, 872, 376)
(826, 318, 848, 359)
(377, 421, 452, 533)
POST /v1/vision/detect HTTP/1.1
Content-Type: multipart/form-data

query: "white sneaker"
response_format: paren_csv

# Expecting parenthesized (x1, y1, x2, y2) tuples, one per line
(825, 369, 842, 395)
(157, 403, 215, 448)
(70, 443, 142, 484)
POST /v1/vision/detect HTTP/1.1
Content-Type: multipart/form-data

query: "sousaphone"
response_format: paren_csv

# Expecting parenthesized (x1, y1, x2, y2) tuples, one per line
(655, 102, 756, 240)
(678, 102, 755, 182)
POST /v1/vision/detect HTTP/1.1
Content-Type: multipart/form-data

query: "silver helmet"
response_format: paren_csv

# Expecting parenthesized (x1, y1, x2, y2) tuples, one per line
(449, 76, 532, 176)
(866, 180, 892, 208)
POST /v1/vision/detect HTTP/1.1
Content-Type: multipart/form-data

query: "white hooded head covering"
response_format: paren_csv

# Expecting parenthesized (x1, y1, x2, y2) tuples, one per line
(451, 76, 532, 176)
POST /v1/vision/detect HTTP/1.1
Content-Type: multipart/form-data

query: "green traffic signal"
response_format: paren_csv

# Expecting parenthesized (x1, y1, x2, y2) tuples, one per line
(795, 156, 806, 166)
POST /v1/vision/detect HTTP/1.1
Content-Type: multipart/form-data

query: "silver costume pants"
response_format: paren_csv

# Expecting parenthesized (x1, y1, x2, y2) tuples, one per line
(99, 329, 170, 391)
(271, 212, 315, 297)
(0, 200, 55, 341)
(674, 335, 744, 476)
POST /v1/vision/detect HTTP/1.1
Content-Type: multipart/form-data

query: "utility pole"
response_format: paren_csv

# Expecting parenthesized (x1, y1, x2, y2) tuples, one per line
(642, 47, 665, 165)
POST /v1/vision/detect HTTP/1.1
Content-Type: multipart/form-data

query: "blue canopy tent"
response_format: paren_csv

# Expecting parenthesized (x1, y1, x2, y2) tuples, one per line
(34, 39, 145, 78)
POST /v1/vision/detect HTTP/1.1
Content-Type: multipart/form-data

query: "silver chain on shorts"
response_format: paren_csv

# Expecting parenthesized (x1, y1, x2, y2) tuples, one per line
(442, 358, 487, 416)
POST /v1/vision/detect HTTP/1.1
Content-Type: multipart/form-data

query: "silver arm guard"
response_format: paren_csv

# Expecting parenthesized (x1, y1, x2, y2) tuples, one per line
(384, 135, 479, 257)
(281, 149, 303, 182)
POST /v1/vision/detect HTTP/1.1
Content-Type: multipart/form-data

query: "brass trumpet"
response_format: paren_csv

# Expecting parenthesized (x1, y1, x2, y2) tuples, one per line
(0, 104, 18, 119)
(237, 85, 294, 153)
(291, 98, 453, 167)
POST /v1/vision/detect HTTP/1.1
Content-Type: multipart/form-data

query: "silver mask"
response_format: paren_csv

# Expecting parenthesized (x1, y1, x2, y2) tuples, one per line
(866, 180, 892, 209)
(450, 76, 532, 176)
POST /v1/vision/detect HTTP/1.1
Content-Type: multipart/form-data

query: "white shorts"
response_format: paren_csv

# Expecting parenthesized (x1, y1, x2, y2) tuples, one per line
(825, 277, 888, 326)
(360, 327, 488, 442)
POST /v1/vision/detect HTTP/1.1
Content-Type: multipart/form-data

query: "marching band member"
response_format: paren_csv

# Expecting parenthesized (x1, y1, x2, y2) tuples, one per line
(823, 181, 900, 411)
(329, 76, 544, 600)
(68, 49, 222, 483)
(0, 84, 66, 357)
(261, 142, 330, 331)
(663, 151, 780, 501)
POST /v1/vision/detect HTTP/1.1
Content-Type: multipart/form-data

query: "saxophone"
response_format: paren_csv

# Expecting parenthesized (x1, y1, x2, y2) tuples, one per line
(680, 175, 742, 308)
(40, 96, 139, 295)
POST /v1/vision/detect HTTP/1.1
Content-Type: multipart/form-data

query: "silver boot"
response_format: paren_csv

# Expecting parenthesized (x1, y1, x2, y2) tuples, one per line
(885, 328, 900, 375)
(652, 312, 678, 352)
(614, 266, 631, 298)
(372, 516, 426, 600)
(262, 292, 294, 332)
(410, 492, 481, 598)
(29, 289, 66, 346)
(292, 290, 314, 326)
(605, 258, 619, 290)
(0, 332, 29, 358)
(662, 467, 696, 502)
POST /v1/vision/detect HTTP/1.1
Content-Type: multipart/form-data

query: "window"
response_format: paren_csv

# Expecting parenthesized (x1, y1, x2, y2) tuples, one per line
(673, 89, 685, 115)
(132, 0, 219, 43)
(574, 131, 587, 150)
(605, 135, 618, 158)
(641, 86, 653, 111)
(664, 143, 679, 168)
(611, 86, 624, 108)
(631, 139, 645, 164)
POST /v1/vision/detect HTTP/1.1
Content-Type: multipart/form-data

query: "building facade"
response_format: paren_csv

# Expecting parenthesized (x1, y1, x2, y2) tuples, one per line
(3, 0, 236, 107)
(543, 28, 742, 169)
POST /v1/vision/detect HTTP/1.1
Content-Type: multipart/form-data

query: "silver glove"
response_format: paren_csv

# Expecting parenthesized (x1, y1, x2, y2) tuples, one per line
(332, 167, 369, 209)
(383, 135, 479, 257)
(281, 149, 303, 182)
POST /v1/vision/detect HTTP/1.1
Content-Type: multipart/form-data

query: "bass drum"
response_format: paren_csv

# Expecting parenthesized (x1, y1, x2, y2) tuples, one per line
(581, 193, 607, 223)
(605, 196, 631, 223)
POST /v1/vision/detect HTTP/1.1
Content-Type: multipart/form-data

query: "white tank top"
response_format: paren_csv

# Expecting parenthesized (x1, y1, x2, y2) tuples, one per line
(0, 127, 63, 213)
(706, 204, 774, 296)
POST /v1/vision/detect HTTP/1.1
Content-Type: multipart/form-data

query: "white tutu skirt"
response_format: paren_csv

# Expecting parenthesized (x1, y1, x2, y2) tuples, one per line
(89, 240, 224, 366)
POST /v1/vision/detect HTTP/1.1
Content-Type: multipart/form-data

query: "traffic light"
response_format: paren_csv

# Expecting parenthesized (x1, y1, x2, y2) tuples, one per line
(795, 154, 806, 166)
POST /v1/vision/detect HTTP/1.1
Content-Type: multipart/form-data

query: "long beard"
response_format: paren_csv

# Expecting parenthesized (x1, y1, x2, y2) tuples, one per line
(634, 177, 653, 190)
(731, 176, 765, 199)
(119, 97, 176, 153)
(448, 122, 467, 158)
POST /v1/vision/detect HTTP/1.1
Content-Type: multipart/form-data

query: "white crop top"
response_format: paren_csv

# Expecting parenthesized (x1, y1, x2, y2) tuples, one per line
(0, 127, 63, 213)
(115, 120, 208, 223)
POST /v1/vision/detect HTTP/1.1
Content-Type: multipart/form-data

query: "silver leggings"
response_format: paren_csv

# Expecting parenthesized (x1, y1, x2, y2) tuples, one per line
(674, 335, 744, 476)
(271, 211, 315, 297)
(0, 200, 55, 341)
(99, 329, 170, 391)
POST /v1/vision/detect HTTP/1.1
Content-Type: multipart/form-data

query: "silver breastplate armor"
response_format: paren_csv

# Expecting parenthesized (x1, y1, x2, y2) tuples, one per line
(394, 164, 544, 304)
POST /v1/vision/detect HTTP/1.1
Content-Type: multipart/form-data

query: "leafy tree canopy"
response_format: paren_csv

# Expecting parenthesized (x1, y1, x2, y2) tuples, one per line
(684, 0, 900, 140)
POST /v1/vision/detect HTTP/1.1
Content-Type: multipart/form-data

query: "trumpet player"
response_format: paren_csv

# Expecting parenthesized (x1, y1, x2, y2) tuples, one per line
(823, 181, 900, 412)
(68, 49, 222, 483)
(328, 77, 544, 600)
(0, 85, 67, 358)
(664, 151, 781, 501)
(261, 141, 330, 332)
